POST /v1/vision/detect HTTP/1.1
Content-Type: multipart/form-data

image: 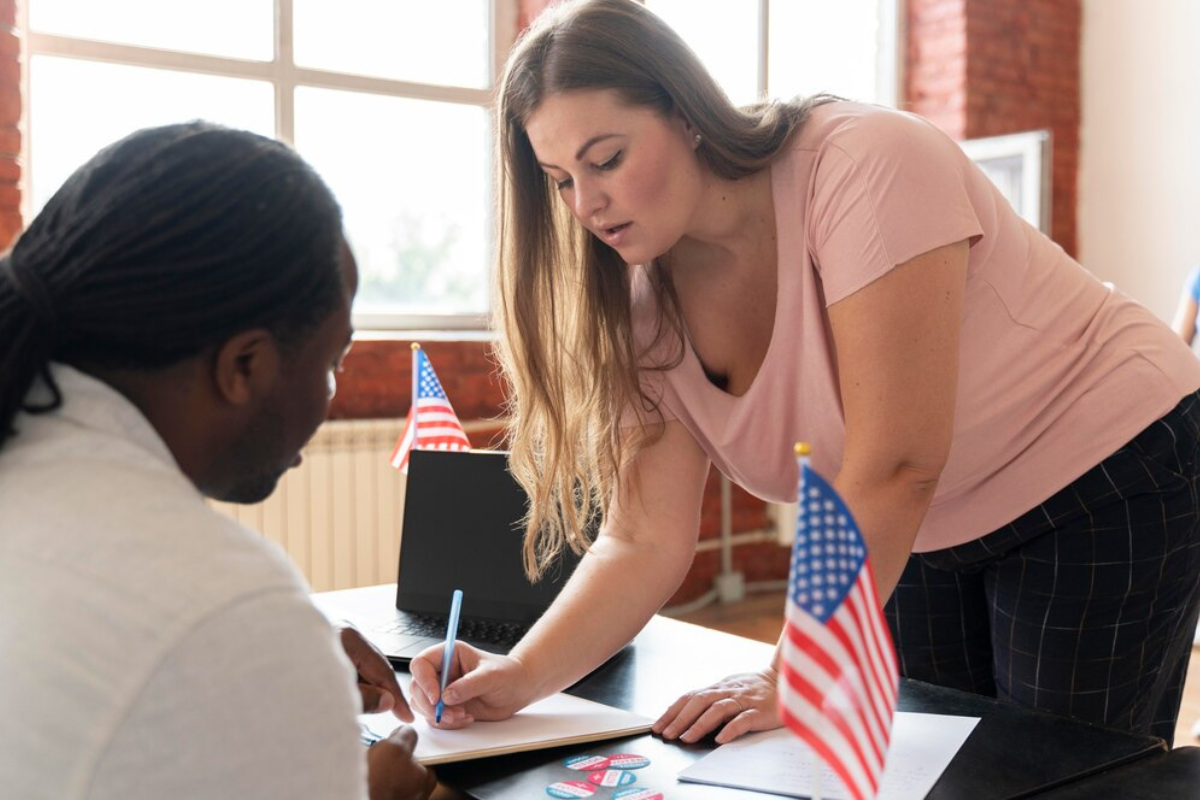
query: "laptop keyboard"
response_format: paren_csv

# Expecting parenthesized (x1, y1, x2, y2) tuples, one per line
(378, 614, 528, 649)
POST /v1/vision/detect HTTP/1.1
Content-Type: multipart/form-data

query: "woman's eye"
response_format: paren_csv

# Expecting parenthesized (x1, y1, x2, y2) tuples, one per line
(556, 177, 574, 190)
(597, 151, 622, 171)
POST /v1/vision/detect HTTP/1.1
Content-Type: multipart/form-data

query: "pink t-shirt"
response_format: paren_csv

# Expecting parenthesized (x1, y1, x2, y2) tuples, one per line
(631, 102, 1200, 552)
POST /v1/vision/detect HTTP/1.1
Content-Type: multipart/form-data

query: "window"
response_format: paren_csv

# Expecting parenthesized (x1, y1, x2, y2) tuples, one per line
(20, 0, 518, 330)
(20, 1, 897, 331)
(644, 0, 901, 107)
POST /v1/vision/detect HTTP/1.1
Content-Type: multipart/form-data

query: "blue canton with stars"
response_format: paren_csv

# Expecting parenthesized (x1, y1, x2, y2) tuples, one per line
(416, 350, 450, 400)
(791, 462, 867, 624)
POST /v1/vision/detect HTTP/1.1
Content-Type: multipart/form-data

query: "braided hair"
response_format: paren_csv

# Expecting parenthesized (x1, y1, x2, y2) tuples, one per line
(0, 121, 345, 451)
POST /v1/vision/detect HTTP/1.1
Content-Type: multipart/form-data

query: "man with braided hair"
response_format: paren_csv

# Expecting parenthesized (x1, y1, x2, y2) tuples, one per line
(0, 123, 435, 800)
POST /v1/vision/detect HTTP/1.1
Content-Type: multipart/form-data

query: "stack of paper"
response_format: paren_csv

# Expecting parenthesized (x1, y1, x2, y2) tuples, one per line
(678, 711, 979, 800)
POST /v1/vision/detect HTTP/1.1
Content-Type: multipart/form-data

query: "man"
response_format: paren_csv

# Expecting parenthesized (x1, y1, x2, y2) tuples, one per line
(0, 123, 435, 799)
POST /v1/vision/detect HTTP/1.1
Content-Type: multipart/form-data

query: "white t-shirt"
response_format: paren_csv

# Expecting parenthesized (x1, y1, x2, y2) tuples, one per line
(0, 365, 369, 799)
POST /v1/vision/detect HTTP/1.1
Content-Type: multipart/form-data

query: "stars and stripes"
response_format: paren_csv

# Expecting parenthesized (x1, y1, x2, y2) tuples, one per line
(777, 452, 899, 800)
(389, 346, 471, 473)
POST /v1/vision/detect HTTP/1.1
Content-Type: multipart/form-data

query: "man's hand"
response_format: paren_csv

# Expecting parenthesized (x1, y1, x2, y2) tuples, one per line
(340, 626, 412, 721)
(367, 725, 437, 800)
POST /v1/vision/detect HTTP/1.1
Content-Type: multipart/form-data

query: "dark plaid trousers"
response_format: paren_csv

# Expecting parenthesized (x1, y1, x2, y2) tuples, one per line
(886, 390, 1200, 745)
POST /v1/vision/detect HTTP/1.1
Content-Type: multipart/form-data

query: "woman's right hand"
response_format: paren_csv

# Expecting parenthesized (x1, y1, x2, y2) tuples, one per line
(407, 641, 536, 728)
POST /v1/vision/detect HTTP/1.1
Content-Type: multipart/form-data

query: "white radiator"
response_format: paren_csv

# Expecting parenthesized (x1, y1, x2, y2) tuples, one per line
(210, 418, 410, 593)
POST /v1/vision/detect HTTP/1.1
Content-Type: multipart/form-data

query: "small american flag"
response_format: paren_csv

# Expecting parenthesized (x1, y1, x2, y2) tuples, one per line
(777, 450, 899, 800)
(389, 346, 471, 473)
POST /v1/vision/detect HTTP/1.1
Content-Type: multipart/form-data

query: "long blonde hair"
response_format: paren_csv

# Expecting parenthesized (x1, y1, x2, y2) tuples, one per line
(495, 0, 832, 579)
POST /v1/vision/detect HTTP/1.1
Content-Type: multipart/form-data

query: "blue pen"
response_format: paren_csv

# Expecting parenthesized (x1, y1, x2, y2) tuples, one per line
(435, 589, 463, 724)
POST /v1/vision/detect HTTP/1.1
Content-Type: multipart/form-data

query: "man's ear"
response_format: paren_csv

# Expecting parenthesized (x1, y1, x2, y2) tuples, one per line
(211, 329, 281, 407)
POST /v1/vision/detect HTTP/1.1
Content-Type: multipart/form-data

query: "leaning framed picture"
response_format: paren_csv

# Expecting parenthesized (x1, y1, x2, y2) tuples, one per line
(959, 129, 1053, 235)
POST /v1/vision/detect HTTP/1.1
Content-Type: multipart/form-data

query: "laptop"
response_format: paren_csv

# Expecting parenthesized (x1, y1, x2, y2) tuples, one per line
(356, 448, 582, 666)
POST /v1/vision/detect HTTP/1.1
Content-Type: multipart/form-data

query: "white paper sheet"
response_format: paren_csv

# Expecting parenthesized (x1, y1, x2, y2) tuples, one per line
(359, 675, 654, 765)
(678, 711, 980, 800)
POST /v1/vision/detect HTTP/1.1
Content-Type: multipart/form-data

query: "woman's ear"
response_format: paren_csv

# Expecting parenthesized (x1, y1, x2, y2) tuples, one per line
(210, 329, 281, 407)
(672, 107, 701, 149)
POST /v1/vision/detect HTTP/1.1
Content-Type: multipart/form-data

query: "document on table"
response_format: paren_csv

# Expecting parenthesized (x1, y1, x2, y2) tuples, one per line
(359, 675, 654, 766)
(678, 711, 979, 800)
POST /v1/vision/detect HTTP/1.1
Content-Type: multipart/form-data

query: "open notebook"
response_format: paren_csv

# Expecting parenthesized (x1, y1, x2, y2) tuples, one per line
(359, 675, 653, 765)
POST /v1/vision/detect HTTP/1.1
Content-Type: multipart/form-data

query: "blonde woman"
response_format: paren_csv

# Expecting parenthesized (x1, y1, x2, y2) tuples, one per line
(410, 0, 1200, 745)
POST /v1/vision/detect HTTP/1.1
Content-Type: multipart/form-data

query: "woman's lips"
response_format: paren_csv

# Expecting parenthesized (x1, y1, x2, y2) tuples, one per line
(601, 222, 632, 246)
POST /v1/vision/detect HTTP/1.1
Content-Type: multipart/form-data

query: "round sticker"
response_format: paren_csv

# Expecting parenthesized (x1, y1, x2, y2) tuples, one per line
(607, 753, 652, 770)
(564, 754, 612, 771)
(546, 780, 597, 798)
(588, 769, 638, 788)
(614, 789, 664, 800)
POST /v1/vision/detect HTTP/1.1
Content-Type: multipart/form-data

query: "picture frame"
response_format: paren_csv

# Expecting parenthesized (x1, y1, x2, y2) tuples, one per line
(959, 129, 1053, 235)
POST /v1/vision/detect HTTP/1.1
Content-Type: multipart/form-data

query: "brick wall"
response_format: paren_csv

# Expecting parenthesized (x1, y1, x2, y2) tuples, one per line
(0, 0, 20, 250)
(907, 0, 1081, 254)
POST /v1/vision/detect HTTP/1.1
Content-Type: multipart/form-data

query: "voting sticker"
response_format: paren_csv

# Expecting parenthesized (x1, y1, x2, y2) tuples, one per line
(545, 780, 597, 798)
(587, 769, 638, 787)
(564, 754, 611, 771)
(606, 753, 651, 769)
(613, 789, 664, 800)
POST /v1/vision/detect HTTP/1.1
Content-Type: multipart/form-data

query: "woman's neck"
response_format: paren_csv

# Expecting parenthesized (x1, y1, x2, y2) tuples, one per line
(673, 167, 775, 269)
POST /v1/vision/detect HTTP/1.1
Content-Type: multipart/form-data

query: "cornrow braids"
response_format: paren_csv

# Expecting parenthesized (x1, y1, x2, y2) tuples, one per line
(0, 121, 345, 451)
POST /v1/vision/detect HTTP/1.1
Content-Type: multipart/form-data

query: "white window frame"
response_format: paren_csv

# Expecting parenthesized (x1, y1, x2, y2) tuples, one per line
(17, 0, 519, 332)
(758, 0, 903, 106)
(16, 0, 901, 333)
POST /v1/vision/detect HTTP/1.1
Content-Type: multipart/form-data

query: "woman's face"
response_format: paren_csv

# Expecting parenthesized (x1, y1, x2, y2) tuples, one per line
(524, 88, 705, 265)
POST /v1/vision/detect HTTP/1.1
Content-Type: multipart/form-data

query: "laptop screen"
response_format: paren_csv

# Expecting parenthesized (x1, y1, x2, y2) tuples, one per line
(395, 449, 582, 624)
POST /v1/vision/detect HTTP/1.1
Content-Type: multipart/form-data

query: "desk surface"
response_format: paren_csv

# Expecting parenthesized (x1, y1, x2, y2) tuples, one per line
(316, 585, 1164, 799)
(1034, 746, 1200, 799)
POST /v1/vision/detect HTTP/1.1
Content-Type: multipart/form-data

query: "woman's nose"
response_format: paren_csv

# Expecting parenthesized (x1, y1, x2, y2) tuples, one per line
(573, 179, 607, 221)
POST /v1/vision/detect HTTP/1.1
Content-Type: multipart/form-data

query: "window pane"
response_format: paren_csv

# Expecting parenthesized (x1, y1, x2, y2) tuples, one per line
(29, 56, 275, 212)
(28, 0, 273, 60)
(768, 0, 880, 103)
(644, 0, 761, 106)
(294, 88, 489, 316)
(294, 0, 490, 88)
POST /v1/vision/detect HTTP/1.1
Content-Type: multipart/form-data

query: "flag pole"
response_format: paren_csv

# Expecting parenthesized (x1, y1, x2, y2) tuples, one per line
(410, 342, 421, 436)
(794, 441, 822, 800)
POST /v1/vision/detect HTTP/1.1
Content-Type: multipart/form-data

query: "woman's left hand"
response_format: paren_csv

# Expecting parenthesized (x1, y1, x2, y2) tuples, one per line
(652, 669, 782, 744)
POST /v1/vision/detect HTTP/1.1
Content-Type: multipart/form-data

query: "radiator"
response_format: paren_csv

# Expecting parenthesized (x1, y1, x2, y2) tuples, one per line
(209, 418, 411, 593)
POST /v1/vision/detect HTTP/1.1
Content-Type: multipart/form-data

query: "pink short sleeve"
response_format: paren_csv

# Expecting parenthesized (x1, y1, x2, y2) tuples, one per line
(807, 109, 984, 305)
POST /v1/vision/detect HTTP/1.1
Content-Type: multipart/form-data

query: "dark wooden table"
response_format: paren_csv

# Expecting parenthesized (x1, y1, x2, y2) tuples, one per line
(317, 585, 1165, 799)
(1032, 745, 1200, 799)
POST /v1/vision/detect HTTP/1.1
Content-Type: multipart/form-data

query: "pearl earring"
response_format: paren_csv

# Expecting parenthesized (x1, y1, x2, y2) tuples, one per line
(694, 133, 703, 146)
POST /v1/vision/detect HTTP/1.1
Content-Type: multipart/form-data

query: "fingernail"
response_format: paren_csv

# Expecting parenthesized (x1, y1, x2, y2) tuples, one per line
(443, 689, 458, 704)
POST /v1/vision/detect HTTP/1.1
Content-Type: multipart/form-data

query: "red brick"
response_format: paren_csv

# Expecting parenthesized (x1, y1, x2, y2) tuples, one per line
(0, 86, 17, 126)
(0, 29, 17, 58)
(0, 181, 18, 210)
(0, 208, 19, 250)
(0, 125, 18, 156)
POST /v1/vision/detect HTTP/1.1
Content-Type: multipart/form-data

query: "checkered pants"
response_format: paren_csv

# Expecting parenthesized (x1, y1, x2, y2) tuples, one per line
(885, 391, 1200, 745)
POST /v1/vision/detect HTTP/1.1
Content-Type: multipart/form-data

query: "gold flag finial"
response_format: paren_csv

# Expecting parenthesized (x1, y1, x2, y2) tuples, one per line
(410, 342, 421, 351)
(794, 442, 811, 456)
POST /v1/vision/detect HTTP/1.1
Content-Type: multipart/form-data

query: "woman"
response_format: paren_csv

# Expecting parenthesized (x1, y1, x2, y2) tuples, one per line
(409, 0, 1200, 745)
